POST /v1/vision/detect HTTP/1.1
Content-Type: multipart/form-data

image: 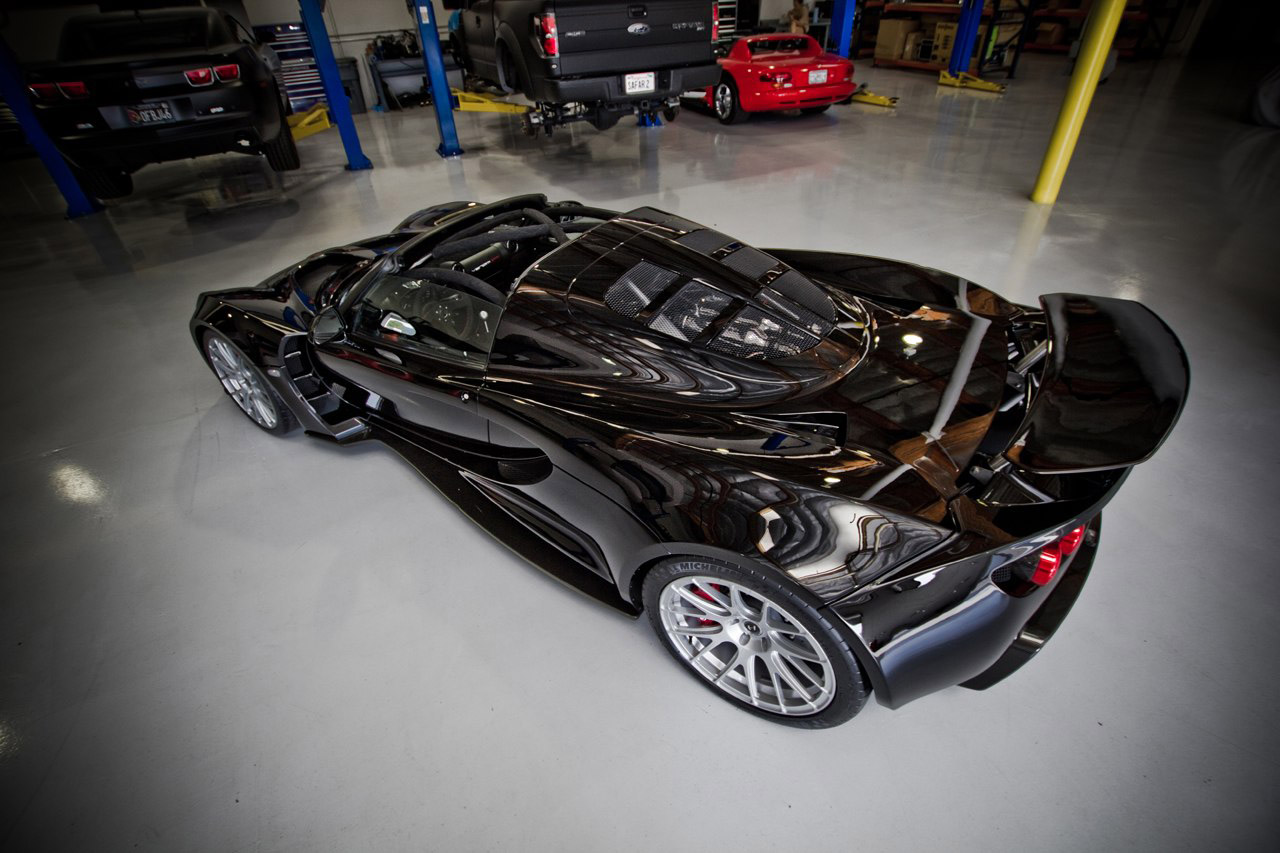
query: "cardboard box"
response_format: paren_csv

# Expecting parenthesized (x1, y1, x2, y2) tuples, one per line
(931, 21, 958, 63)
(1035, 22, 1066, 45)
(902, 31, 925, 61)
(875, 19, 921, 60)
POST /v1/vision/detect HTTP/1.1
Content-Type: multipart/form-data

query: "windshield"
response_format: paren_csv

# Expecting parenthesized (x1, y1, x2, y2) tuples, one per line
(351, 273, 502, 366)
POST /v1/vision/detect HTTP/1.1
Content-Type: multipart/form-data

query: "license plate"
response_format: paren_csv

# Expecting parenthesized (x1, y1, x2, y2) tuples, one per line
(126, 103, 175, 125)
(624, 72, 656, 95)
(808, 69, 829, 85)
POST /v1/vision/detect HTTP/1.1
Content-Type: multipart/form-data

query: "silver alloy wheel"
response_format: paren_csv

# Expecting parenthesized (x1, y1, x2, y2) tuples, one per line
(204, 336, 279, 429)
(658, 576, 836, 715)
(715, 82, 734, 119)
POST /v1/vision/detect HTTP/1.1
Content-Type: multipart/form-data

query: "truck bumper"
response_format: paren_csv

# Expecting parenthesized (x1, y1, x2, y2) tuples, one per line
(537, 63, 720, 106)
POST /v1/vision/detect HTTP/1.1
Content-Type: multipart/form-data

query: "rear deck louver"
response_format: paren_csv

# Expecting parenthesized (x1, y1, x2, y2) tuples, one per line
(605, 260, 679, 318)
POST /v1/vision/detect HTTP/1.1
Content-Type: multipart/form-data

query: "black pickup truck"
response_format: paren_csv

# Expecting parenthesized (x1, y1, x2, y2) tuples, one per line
(24, 8, 297, 199)
(447, 0, 720, 132)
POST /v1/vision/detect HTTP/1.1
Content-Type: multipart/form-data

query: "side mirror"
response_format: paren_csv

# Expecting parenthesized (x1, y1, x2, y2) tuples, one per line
(309, 305, 347, 346)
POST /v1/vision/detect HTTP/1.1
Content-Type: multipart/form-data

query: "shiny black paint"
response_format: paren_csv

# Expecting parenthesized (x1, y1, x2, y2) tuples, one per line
(190, 196, 1189, 710)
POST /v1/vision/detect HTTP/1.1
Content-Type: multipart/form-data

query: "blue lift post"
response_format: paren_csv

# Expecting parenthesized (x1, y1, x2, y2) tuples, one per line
(411, 1, 464, 157)
(948, 0, 984, 77)
(0, 38, 100, 218)
(829, 0, 855, 59)
(297, 0, 372, 170)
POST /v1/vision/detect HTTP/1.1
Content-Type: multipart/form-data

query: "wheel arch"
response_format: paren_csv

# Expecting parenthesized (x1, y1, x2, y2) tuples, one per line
(494, 22, 534, 97)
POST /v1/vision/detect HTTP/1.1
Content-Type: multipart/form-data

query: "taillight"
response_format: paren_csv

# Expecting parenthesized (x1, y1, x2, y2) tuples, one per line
(58, 81, 90, 98)
(760, 71, 792, 84)
(28, 82, 58, 100)
(535, 13, 558, 57)
(1030, 525, 1087, 586)
(185, 67, 214, 87)
(712, 3, 719, 41)
(213, 64, 240, 81)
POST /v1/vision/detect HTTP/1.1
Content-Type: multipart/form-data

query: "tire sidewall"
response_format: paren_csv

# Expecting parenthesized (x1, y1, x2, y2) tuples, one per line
(642, 556, 868, 728)
(715, 76, 744, 124)
(199, 329, 294, 435)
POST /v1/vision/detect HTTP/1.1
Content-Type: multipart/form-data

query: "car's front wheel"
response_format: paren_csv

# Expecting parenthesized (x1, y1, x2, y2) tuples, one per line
(201, 331, 295, 435)
(643, 557, 868, 727)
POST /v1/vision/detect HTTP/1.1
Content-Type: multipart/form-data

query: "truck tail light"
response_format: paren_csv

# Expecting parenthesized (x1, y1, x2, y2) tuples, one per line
(1030, 525, 1087, 586)
(213, 64, 240, 81)
(760, 71, 792, 84)
(185, 67, 214, 87)
(28, 82, 59, 100)
(712, 3, 719, 41)
(536, 13, 558, 57)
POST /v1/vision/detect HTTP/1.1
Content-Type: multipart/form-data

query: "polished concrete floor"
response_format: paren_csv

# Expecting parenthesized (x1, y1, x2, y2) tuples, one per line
(2, 56, 1278, 852)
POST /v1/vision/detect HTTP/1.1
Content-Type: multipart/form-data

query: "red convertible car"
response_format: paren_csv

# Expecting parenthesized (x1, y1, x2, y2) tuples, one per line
(699, 34, 855, 124)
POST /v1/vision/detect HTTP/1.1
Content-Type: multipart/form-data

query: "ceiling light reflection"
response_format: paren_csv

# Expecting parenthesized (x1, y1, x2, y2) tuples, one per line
(51, 463, 105, 505)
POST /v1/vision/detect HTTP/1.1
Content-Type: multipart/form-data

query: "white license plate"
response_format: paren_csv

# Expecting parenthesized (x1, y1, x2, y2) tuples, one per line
(624, 72, 656, 95)
(808, 69, 829, 85)
(126, 103, 175, 125)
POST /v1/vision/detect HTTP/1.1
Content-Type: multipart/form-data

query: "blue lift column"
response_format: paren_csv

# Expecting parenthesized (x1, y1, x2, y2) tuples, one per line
(0, 38, 100, 218)
(298, 0, 372, 170)
(412, 1, 464, 157)
(829, 0, 855, 59)
(948, 0, 984, 77)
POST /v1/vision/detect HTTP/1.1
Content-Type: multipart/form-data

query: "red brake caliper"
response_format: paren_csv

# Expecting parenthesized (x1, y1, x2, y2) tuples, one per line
(693, 584, 721, 626)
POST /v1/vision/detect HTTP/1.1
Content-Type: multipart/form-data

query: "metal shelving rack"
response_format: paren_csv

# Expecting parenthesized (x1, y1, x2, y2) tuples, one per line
(855, 1, 1036, 78)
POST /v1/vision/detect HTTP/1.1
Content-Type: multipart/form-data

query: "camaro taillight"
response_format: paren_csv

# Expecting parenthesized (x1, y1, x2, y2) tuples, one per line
(28, 82, 59, 100)
(185, 67, 214, 87)
(760, 71, 792, 84)
(712, 3, 719, 41)
(57, 81, 90, 98)
(1030, 525, 1087, 586)
(535, 13, 558, 57)
(213, 64, 240, 81)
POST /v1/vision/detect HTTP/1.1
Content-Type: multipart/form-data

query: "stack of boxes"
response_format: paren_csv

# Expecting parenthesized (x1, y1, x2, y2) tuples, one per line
(873, 15, 991, 67)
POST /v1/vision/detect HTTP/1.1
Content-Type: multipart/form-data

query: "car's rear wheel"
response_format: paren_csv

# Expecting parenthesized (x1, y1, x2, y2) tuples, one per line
(713, 76, 747, 124)
(643, 557, 867, 728)
(801, 104, 831, 115)
(201, 331, 295, 435)
(263, 123, 301, 172)
(75, 166, 132, 199)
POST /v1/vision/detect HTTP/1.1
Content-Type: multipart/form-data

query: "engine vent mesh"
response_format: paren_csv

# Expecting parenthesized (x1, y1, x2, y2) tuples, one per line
(721, 246, 781, 280)
(604, 261, 679, 318)
(647, 282, 733, 342)
(708, 306, 820, 360)
(771, 269, 837, 323)
(676, 229, 734, 254)
(757, 287, 833, 337)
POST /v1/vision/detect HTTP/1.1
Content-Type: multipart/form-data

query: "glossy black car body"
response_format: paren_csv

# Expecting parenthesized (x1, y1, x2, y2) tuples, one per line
(190, 195, 1188, 718)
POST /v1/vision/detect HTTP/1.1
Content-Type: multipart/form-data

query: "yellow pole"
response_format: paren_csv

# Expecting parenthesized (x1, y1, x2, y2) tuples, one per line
(1030, 0, 1127, 204)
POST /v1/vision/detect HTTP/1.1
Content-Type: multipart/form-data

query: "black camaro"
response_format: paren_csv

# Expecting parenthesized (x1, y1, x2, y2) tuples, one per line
(190, 195, 1188, 728)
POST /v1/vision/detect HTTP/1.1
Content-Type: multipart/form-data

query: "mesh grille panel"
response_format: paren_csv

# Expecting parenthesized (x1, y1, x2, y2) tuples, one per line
(647, 282, 733, 342)
(604, 261, 679, 318)
(721, 247, 780, 280)
(676, 229, 734, 254)
(758, 287, 834, 337)
(771, 270, 837, 322)
(708, 306, 820, 360)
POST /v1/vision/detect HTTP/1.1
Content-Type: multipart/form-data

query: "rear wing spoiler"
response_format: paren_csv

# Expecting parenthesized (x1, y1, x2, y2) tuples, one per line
(1005, 294, 1189, 474)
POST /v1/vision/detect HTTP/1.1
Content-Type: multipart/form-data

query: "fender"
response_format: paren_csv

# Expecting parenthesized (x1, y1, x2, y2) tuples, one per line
(495, 22, 534, 97)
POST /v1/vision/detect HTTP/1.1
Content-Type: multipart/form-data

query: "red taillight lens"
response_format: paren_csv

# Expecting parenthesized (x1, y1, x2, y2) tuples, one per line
(185, 67, 214, 87)
(712, 3, 719, 41)
(213, 63, 239, 81)
(536, 13, 558, 57)
(28, 82, 58, 100)
(760, 71, 792, 84)
(1030, 526, 1087, 586)
(57, 81, 90, 98)
(1060, 525, 1086, 556)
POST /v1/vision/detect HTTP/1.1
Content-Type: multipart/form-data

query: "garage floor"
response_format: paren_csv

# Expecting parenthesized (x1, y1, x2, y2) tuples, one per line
(2, 56, 1277, 851)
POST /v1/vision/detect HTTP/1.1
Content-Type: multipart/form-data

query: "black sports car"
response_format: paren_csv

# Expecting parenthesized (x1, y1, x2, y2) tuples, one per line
(190, 195, 1189, 728)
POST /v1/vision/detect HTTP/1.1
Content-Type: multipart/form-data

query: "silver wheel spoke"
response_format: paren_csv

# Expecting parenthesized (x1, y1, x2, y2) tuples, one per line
(659, 574, 835, 716)
(205, 336, 278, 428)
